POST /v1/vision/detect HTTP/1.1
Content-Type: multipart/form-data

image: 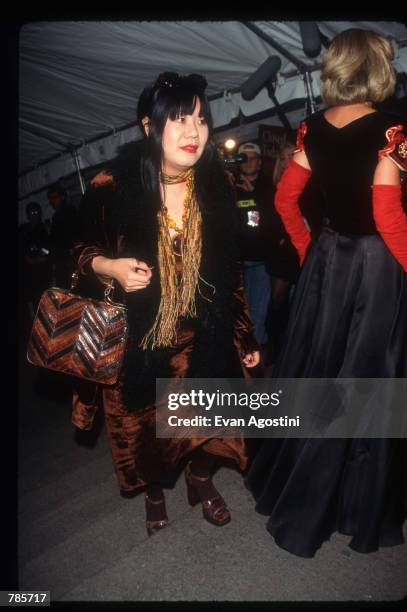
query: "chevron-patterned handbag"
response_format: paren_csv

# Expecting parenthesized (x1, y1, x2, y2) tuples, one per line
(27, 273, 128, 385)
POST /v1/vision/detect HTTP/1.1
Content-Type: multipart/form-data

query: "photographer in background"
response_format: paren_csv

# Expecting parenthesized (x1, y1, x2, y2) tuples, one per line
(19, 202, 52, 325)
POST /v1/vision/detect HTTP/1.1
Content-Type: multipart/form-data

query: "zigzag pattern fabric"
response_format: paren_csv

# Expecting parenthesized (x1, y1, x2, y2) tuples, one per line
(27, 288, 128, 385)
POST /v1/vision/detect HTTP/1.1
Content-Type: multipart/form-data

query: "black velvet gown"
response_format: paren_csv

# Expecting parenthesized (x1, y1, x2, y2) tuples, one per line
(245, 110, 407, 556)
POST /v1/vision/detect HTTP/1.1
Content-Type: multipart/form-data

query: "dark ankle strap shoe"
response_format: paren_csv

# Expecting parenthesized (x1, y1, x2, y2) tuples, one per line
(145, 493, 169, 536)
(185, 462, 231, 527)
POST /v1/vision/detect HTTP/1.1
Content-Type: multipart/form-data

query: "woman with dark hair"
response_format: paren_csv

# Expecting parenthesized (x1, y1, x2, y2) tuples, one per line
(71, 72, 259, 535)
(245, 29, 407, 556)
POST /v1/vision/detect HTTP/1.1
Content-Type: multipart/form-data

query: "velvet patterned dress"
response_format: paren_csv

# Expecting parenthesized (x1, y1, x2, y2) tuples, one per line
(245, 110, 407, 556)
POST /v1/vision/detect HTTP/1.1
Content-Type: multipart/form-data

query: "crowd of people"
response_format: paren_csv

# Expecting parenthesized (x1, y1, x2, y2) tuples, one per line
(21, 28, 406, 557)
(19, 183, 80, 330)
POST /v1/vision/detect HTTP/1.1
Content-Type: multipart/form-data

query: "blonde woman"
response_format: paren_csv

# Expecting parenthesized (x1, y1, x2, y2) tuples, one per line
(246, 29, 407, 556)
(272, 142, 295, 186)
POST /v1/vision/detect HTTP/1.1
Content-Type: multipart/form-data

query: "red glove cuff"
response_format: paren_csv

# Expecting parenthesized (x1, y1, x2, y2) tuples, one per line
(275, 160, 312, 265)
(372, 184, 407, 272)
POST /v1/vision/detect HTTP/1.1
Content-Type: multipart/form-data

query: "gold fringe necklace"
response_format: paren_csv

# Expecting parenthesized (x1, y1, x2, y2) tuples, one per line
(140, 167, 207, 349)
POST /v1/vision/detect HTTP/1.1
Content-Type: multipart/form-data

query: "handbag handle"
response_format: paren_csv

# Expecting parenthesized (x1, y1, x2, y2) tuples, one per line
(70, 271, 125, 308)
(104, 278, 125, 307)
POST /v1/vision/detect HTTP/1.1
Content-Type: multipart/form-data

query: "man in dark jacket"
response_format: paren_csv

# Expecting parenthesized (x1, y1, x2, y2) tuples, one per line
(19, 201, 52, 326)
(234, 142, 273, 348)
(48, 183, 80, 288)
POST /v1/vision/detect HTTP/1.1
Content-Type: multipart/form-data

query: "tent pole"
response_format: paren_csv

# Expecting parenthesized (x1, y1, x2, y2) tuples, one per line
(267, 86, 292, 135)
(303, 70, 317, 114)
(71, 147, 86, 195)
(242, 21, 308, 71)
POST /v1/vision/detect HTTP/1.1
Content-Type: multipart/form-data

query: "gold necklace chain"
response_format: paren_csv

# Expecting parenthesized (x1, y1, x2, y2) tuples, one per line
(162, 169, 194, 234)
(160, 167, 193, 185)
(164, 216, 183, 234)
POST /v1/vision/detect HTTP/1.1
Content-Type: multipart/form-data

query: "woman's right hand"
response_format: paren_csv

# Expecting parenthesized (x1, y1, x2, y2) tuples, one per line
(111, 258, 153, 292)
(92, 256, 153, 292)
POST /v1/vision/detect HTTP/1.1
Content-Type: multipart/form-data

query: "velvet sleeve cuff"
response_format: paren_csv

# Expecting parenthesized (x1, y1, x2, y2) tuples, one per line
(233, 268, 261, 356)
(71, 243, 113, 287)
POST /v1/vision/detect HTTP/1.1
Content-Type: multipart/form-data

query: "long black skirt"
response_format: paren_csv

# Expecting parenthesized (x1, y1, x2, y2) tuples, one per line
(245, 227, 407, 557)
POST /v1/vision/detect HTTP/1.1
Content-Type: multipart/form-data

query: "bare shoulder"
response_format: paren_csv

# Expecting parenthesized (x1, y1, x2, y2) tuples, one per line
(373, 156, 401, 186)
(293, 150, 311, 171)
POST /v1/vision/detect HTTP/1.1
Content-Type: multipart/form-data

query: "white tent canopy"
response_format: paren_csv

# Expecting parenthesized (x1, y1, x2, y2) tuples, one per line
(18, 20, 407, 221)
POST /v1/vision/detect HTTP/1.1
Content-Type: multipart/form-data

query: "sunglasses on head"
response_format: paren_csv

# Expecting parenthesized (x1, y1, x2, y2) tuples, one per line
(155, 72, 207, 92)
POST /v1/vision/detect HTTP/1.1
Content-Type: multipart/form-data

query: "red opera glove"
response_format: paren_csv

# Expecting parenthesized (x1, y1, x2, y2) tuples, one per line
(372, 184, 407, 272)
(275, 159, 312, 265)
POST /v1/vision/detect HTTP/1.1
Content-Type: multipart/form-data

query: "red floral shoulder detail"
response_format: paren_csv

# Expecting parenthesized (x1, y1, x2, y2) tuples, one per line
(90, 170, 116, 189)
(378, 124, 407, 171)
(294, 121, 307, 154)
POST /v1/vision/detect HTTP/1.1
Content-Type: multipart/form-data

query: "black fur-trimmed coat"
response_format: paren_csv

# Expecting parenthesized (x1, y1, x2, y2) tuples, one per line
(72, 142, 259, 413)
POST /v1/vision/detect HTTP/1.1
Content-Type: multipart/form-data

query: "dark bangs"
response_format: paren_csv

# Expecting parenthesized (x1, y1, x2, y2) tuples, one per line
(149, 73, 213, 135)
(167, 90, 212, 129)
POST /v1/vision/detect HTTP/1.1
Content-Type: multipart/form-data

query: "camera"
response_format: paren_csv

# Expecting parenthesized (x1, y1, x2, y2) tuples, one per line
(222, 152, 248, 167)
